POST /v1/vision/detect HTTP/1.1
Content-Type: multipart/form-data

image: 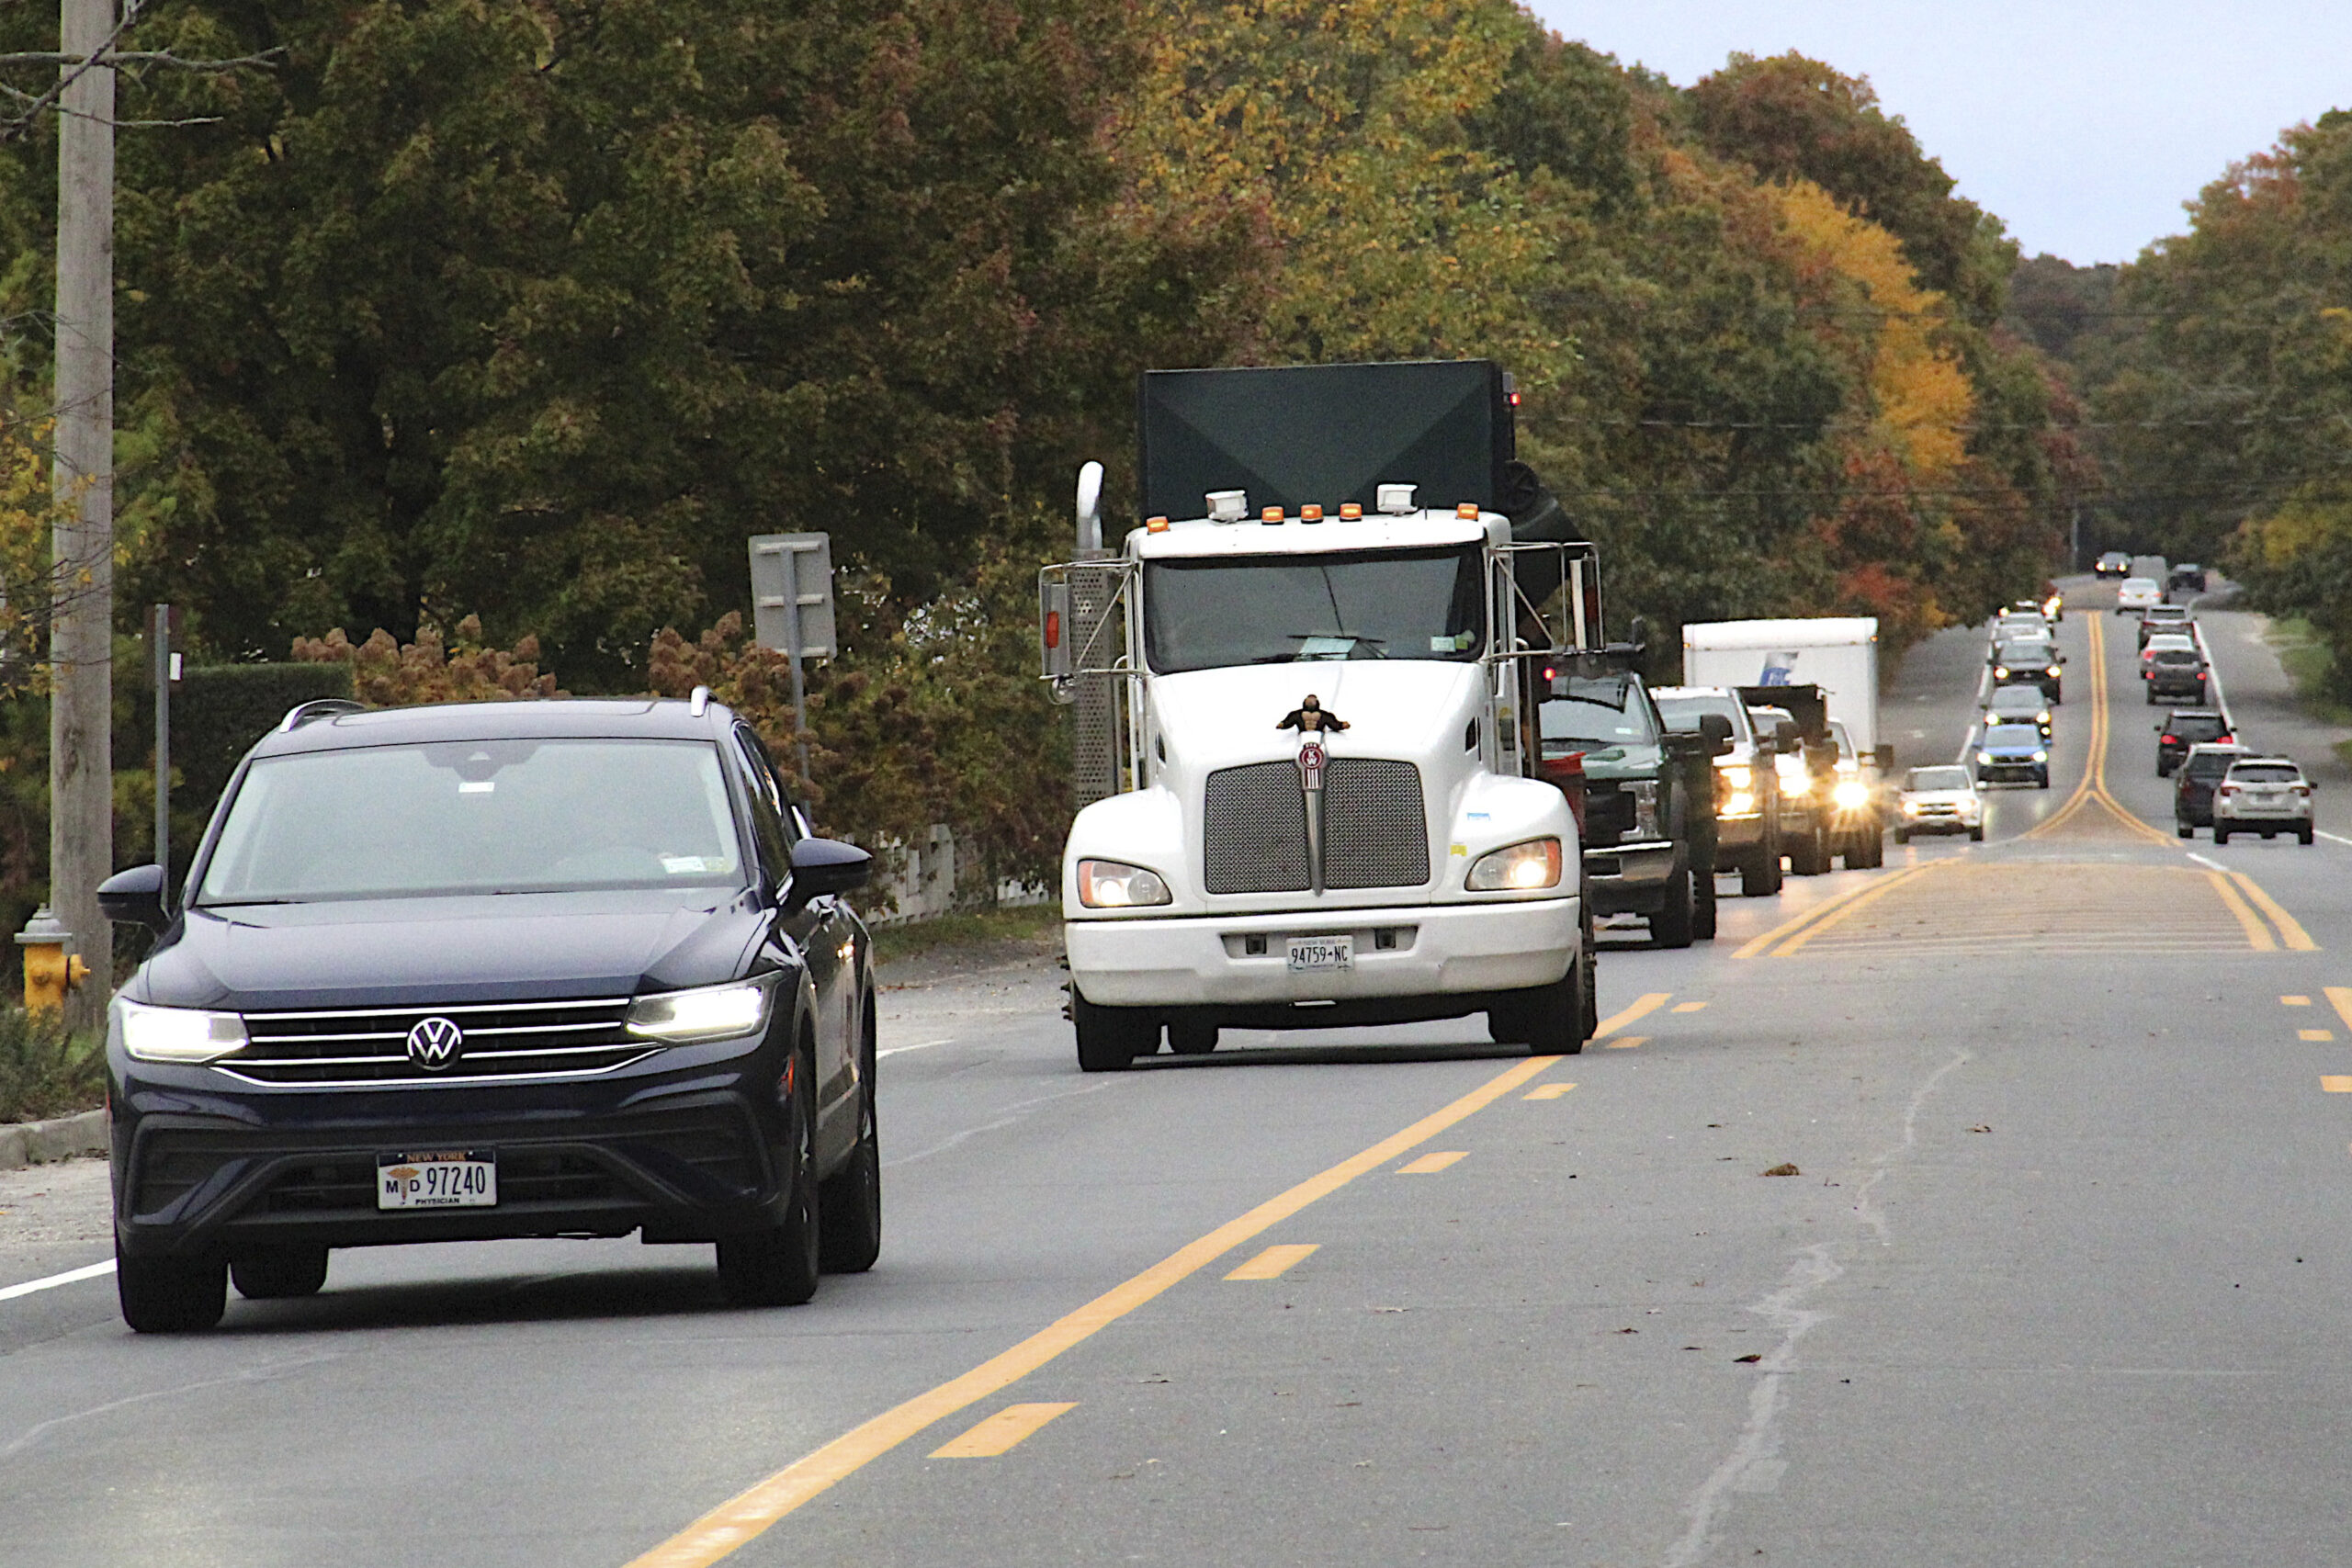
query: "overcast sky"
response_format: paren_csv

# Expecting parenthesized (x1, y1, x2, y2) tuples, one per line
(1527, 0, 2352, 265)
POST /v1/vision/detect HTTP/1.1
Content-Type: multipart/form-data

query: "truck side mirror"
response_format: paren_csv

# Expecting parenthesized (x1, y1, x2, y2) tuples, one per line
(1038, 579, 1072, 683)
(1699, 713, 1735, 757)
(1873, 743, 1894, 772)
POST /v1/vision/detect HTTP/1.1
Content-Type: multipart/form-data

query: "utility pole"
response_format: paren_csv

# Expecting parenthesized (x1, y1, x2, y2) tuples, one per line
(50, 0, 113, 1035)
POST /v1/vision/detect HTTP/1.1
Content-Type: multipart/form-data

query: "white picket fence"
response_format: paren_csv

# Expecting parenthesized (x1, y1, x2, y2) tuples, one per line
(865, 824, 1051, 924)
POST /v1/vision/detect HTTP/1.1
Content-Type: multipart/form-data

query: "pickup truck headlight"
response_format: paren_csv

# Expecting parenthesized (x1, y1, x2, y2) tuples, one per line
(118, 998, 248, 1064)
(1724, 791, 1756, 816)
(1977, 750, 1994, 765)
(627, 977, 774, 1043)
(1627, 779, 1661, 839)
(1718, 763, 1752, 791)
(1076, 859, 1172, 908)
(1467, 838, 1562, 891)
(1833, 779, 1869, 809)
(2031, 750, 2048, 763)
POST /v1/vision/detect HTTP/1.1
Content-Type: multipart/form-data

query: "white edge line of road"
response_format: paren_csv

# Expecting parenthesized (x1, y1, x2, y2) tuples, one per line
(2186, 852, 2226, 872)
(0, 1258, 114, 1303)
(876, 1039, 955, 1059)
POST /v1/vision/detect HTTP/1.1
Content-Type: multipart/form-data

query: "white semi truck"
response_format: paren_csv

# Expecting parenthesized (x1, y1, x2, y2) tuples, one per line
(1040, 360, 1602, 1071)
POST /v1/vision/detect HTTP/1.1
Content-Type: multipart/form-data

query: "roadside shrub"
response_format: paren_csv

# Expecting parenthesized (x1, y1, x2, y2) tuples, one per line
(0, 1008, 102, 1123)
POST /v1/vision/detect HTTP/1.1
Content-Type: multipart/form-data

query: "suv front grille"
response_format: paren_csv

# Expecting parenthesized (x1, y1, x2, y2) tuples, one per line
(1203, 759, 1430, 894)
(223, 998, 651, 1086)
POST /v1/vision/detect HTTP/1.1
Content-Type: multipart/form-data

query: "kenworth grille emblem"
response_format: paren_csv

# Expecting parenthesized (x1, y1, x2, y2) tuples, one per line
(405, 1016, 466, 1071)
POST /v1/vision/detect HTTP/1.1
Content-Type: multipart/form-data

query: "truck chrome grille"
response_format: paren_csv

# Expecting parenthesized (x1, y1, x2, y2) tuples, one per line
(1322, 760, 1430, 889)
(1203, 762, 1311, 894)
(1202, 759, 1430, 894)
(223, 998, 651, 1086)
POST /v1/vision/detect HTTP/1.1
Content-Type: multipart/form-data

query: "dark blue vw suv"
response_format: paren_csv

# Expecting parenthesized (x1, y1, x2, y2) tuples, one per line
(97, 691, 878, 1331)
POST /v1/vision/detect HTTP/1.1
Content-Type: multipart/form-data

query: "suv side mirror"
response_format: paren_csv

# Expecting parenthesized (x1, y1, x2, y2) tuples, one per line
(784, 837, 871, 910)
(98, 863, 170, 931)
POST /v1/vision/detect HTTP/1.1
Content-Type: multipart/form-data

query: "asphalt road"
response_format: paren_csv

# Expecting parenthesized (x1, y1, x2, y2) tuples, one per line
(7, 575, 2352, 1567)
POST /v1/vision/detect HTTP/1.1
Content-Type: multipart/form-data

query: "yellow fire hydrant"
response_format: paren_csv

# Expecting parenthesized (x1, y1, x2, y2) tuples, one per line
(17, 906, 90, 1015)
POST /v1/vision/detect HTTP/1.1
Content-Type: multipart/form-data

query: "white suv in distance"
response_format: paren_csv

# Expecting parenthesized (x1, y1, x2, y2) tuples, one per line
(2212, 757, 2314, 845)
(2115, 577, 2163, 615)
(1895, 764, 1984, 842)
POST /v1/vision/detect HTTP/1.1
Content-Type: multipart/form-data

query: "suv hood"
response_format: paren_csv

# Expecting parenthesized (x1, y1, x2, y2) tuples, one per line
(134, 889, 773, 1011)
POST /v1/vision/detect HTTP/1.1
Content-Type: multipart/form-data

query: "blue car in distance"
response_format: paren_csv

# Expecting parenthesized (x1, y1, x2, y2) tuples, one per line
(1975, 721, 2051, 789)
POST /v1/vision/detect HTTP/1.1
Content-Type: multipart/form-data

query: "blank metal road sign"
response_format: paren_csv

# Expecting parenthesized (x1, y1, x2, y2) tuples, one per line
(749, 533, 836, 660)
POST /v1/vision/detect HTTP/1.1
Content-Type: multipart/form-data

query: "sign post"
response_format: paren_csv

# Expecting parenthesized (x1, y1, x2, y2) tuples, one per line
(747, 534, 836, 784)
(151, 604, 179, 889)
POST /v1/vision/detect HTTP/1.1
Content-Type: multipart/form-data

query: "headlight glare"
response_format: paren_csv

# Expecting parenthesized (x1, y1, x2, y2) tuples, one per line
(627, 978, 774, 1043)
(1833, 780, 1868, 809)
(119, 998, 247, 1063)
(1720, 763, 1752, 790)
(1076, 859, 1172, 908)
(1467, 838, 1562, 892)
(2031, 750, 2048, 763)
(1977, 750, 1994, 765)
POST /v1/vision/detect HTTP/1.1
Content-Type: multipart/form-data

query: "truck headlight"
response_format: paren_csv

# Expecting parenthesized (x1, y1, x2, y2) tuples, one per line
(1977, 750, 1994, 765)
(1719, 763, 1752, 790)
(118, 998, 248, 1064)
(1901, 798, 1923, 816)
(1076, 859, 1172, 908)
(1724, 791, 1756, 816)
(1994, 666, 2010, 679)
(1467, 838, 1562, 891)
(627, 977, 775, 1043)
(2045, 666, 2061, 678)
(1627, 779, 1661, 839)
(1833, 779, 1869, 809)
(2031, 750, 2048, 763)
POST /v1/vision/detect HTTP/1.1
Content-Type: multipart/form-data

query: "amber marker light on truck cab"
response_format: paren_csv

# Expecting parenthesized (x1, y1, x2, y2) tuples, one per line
(1340, 502, 1363, 520)
(1456, 502, 1480, 519)
(1146, 515, 1169, 534)
(1300, 504, 1324, 522)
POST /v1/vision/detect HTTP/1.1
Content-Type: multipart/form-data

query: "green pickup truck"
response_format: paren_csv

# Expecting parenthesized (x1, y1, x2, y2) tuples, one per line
(1538, 667, 1725, 947)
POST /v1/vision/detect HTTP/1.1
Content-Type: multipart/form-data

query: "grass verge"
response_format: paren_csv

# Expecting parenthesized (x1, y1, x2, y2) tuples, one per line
(0, 1009, 103, 1124)
(870, 901, 1058, 969)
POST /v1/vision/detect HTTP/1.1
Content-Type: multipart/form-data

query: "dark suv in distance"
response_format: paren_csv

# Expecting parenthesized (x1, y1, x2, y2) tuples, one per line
(2174, 740, 2251, 838)
(2155, 709, 2233, 777)
(97, 694, 879, 1332)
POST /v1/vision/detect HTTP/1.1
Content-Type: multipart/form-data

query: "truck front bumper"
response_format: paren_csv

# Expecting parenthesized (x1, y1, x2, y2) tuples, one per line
(1583, 840, 1679, 917)
(1067, 897, 1579, 1010)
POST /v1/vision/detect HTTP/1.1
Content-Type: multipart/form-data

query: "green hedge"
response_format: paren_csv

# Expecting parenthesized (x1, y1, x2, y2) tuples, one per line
(157, 662, 354, 842)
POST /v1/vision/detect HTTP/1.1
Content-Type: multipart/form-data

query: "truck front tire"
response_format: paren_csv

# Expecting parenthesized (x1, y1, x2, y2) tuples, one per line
(1073, 993, 1155, 1072)
(1649, 854, 1695, 949)
(1491, 957, 1589, 1056)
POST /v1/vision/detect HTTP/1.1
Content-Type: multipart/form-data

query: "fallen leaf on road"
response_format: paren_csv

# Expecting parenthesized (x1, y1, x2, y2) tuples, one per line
(1968, 1124, 1992, 1134)
(1761, 1163, 1800, 1177)
(1734, 1353, 1762, 1363)
(1614, 1326, 1638, 1334)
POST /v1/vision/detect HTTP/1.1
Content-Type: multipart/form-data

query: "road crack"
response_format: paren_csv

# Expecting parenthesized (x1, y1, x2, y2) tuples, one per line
(1660, 1049, 1969, 1567)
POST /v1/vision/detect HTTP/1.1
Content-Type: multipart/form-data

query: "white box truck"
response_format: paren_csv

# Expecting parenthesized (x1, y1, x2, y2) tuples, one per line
(1682, 618, 1885, 872)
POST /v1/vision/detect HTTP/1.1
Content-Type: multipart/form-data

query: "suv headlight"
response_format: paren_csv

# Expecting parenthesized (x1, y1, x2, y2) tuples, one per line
(626, 977, 775, 1043)
(118, 998, 248, 1064)
(1467, 838, 1562, 891)
(1076, 859, 1172, 908)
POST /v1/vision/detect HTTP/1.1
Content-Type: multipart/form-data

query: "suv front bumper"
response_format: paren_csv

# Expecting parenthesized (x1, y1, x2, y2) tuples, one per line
(110, 1045, 792, 1260)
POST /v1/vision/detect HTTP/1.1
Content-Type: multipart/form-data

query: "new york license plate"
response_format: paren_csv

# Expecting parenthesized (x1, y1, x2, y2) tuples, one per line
(1286, 935, 1353, 973)
(378, 1150, 498, 1210)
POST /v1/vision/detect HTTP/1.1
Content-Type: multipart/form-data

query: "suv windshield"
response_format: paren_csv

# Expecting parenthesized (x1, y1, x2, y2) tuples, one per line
(1143, 547, 1483, 673)
(1908, 766, 1971, 791)
(1540, 674, 1658, 755)
(198, 739, 746, 904)
(1655, 692, 1744, 733)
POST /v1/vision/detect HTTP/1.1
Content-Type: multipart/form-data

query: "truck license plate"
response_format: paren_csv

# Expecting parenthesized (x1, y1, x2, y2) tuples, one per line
(378, 1150, 497, 1210)
(1287, 936, 1353, 973)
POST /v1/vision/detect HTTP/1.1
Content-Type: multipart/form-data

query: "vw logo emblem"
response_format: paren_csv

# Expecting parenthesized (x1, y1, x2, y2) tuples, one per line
(405, 1016, 465, 1071)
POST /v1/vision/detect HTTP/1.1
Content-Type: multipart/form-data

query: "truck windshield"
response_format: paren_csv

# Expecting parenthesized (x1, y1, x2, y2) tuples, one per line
(1142, 547, 1483, 674)
(1540, 674, 1657, 755)
(197, 739, 747, 904)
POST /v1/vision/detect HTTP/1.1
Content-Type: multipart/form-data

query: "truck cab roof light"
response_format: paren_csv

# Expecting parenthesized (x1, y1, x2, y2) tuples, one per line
(1376, 483, 1416, 515)
(1339, 502, 1363, 520)
(1456, 502, 1479, 519)
(1261, 505, 1283, 523)
(1146, 514, 1170, 533)
(1207, 490, 1248, 523)
(1300, 504, 1323, 522)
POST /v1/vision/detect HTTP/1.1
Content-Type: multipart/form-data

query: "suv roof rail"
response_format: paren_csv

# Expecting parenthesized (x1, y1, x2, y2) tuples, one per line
(688, 684, 711, 716)
(278, 698, 368, 733)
